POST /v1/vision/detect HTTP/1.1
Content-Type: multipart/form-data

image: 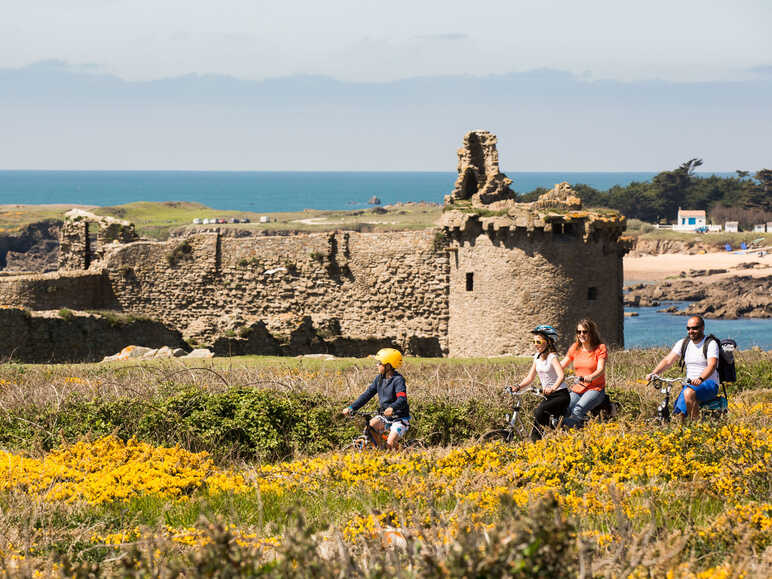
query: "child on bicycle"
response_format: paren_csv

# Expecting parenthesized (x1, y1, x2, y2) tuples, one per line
(342, 348, 410, 450)
(513, 325, 569, 441)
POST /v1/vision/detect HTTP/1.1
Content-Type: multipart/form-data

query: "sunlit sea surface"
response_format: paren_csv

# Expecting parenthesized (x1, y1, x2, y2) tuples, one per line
(0, 170, 734, 212)
(624, 302, 771, 350)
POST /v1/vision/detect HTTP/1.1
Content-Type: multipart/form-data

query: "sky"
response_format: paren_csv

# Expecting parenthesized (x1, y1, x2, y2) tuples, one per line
(1, 0, 771, 171)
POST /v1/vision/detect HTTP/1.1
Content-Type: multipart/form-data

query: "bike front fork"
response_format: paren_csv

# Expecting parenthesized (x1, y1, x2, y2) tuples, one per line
(657, 395, 671, 423)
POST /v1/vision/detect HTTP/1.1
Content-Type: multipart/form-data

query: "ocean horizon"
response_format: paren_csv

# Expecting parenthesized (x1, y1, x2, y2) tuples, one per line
(0, 170, 736, 213)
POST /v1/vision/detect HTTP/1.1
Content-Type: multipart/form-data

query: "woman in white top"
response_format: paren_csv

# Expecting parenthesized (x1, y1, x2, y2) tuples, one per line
(514, 325, 570, 441)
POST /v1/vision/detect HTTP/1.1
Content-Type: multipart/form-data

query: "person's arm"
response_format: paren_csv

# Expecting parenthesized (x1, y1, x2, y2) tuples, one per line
(580, 345, 607, 383)
(581, 356, 606, 383)
(343, 377, 378, 414)
(543, 355, 565, 394)
(385, 375, 407, 416)
(516, 360, 537, 390)
(560, 345, 575, 370)
(646, 351, 680, 382)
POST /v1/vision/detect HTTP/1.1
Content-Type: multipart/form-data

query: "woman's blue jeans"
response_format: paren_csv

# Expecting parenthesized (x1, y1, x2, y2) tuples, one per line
(564, 389, 605, 428)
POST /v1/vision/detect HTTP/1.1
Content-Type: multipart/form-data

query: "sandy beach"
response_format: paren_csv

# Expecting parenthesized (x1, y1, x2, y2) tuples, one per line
(624, 249, 772, 282)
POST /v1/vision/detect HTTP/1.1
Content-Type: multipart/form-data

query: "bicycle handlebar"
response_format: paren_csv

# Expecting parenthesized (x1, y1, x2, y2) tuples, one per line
(648, 374, 690, 385)
(348, 410, 400, 425)
(505, 386, 543, 396)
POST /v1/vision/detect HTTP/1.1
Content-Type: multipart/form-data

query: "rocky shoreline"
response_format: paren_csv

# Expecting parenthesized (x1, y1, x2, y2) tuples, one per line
(624, 271, 772, 319)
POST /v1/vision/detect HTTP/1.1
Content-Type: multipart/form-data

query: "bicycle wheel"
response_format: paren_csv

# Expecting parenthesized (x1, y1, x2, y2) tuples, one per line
(402, 438, 427, 450)
(480, 429, 514, 443)
(343, 436, 371, 452)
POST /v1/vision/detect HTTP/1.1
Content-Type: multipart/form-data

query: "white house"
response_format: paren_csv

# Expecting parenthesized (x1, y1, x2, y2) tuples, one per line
(754, 224, 766, 233)
(725, 221, 739, 232)
(674, 208, 707, 231)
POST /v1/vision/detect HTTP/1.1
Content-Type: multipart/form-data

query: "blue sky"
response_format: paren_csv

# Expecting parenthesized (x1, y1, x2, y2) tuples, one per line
(1, 1, 771, 171)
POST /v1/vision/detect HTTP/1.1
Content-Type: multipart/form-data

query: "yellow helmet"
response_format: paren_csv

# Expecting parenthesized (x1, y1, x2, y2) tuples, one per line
(373, 348, 403, 369)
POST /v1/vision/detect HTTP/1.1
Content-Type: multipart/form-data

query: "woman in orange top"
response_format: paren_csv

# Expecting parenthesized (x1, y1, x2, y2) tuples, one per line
(560, 318, 607, 428)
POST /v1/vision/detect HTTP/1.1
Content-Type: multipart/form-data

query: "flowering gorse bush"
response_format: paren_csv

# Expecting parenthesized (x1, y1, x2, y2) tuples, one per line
(0, 436, 248, 505)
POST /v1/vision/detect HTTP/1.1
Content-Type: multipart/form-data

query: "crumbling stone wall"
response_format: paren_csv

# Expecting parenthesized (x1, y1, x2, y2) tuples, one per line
(0, 270, 116, 311)
(98, 229, 450, 356)
(448, 130, 516, 205)
(0, 308, 186, 363)
(58, 209, 138, 270)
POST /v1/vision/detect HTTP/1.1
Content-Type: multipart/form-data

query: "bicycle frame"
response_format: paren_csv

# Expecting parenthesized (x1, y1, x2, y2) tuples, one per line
(348, 411, 405, 450)
(647, 374, 687, 423)
(495, 387, 544, 441)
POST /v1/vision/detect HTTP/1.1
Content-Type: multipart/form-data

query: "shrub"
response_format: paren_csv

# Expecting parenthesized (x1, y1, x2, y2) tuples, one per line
(58, 308, 74, 321)
(166, 240, 194, 267)
(432, 229, 449, 252)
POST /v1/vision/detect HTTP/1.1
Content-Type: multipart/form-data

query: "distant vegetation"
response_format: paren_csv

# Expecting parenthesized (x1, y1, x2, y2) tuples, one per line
(520, 162, 772, 230)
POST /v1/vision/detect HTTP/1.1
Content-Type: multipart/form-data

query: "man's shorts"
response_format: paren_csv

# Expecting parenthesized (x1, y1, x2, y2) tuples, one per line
(673, 379, 719, 415)
(378, 416, 410, 438)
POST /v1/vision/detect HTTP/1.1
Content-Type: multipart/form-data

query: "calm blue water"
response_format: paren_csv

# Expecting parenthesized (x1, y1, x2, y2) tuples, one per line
(0, 170, 721, 212)
(624, 303, 772, 350)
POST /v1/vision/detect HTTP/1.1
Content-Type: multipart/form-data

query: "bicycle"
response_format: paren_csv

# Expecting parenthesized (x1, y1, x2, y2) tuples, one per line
(647, 374, 728, 423)
(480, 387, 545, 443)
(344, 411, 425, 451)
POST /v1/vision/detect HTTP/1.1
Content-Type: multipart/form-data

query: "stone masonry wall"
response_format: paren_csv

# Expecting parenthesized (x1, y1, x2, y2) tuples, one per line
(446, 221, 625, 357)
(0, 308, 186, 363)
(99, 230, 450, 355)
(0, 270, 116, 311)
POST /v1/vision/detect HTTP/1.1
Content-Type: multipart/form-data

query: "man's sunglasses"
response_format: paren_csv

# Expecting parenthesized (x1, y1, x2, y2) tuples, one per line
(686, 325, 703, 331)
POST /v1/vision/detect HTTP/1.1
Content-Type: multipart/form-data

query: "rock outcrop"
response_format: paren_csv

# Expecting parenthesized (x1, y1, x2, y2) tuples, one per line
(624, 275, 772, 319)
(0, 220, 61, 273)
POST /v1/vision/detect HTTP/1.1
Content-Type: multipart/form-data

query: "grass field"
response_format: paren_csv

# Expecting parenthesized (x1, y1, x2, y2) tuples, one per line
(0, 350, 769, 577)
(95, 201, 443, 239)
(3, 203, 771, 248)
(0, 201, 443, 240)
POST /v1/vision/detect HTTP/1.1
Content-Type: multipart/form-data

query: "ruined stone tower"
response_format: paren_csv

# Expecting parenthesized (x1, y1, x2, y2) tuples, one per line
(448, 130, 516, 206)
(440, 130, 629, 356)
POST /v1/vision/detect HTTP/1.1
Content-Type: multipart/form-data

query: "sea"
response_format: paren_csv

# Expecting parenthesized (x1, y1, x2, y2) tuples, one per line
(0, 169, 768, 350)
(624, 303, 772, 351)
(0, 170, 719, 212)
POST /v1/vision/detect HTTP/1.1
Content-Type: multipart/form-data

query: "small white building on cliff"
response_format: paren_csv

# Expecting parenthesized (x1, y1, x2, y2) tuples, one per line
(674, 209, 706, 231)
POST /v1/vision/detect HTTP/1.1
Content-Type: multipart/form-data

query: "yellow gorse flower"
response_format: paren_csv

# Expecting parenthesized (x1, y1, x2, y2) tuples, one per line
(0, 436, 248, 505)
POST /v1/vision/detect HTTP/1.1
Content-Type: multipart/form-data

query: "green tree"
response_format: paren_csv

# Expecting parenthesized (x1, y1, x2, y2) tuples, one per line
(755, 169, 772, 195)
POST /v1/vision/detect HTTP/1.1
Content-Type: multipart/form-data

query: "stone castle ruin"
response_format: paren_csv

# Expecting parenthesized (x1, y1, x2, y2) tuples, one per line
(0, 131, 629, 360)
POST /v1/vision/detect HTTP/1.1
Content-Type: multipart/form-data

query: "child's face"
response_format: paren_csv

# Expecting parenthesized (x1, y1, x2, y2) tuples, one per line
(533, 336, 547, 352)
(377, 362, 386, 375)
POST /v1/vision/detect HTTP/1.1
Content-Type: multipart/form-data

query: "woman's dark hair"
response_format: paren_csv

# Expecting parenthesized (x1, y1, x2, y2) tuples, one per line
(535, 332, 558, 358)
(573, 318, 602, 350)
